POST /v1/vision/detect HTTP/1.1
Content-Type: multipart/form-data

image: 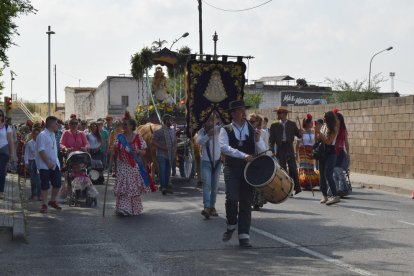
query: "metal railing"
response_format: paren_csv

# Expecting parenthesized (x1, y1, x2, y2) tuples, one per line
(15, 99, 39, 122)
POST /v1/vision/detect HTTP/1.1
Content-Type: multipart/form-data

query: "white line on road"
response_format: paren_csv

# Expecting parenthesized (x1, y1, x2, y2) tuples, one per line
(350, 209, 376, 216)
(398, 220, 414, 226)
(181, 200, 376, 276)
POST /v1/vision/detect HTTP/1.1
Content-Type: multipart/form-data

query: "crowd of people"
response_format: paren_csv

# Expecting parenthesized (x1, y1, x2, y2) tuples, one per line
(0, 100, 350, 248)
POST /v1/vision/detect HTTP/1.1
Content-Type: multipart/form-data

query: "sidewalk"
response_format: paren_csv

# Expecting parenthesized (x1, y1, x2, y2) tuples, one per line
(350, 172, 414, 197)
(216, 170, 414, 198)
(0, 174, 26, 241)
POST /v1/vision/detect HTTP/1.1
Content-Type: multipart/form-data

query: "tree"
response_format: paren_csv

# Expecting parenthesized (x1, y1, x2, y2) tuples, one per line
(0, 0, 36, 66)
(151, 38, 168, 52)
(244, 89, 263, 109)
(325, 73, 386, 103)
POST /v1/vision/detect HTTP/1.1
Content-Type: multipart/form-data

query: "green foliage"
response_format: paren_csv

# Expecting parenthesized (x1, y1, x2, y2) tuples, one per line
(151, 39, 168, 52)
(325, 73, 386, 103)
(0, 0, 36, 66)
(130, 47, 153, 80)
(0, 67, 4, 92)
(244, 90, 263, 109)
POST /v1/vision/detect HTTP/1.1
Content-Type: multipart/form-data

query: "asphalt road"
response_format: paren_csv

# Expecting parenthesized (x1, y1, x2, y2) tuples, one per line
(0, 174, 413, 276)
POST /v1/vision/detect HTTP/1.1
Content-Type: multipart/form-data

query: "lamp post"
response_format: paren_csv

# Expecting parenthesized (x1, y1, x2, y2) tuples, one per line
(46, 26, 55, 116)
(368, 46, 393, 91)
(169, 32, 189, 50)
(10, 70, 16, 99)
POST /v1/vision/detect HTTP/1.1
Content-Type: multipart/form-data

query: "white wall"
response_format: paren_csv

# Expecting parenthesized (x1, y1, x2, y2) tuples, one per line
(64, 87, 96, 120)
(95, 80, 108, 119)
(259, 89, 281, 109)
(108, 77, 145, 116)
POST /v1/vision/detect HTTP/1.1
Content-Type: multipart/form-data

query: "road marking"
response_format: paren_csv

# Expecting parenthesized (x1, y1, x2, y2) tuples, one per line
(350, 209, 376, 216)
(181, 200, 376, 276)
(250, 226, 377, 276)
(398, 220, 414, 226)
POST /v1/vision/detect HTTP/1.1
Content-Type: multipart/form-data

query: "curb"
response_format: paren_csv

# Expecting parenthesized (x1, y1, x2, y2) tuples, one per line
(349, 181, 412, 197)
(11, 174, 27, 242)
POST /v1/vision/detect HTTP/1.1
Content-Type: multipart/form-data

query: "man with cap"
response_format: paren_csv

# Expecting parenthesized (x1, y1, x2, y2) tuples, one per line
(219, 100, 266, 248)
(152, 114, 177, 195)
(269, 106, 303, 195)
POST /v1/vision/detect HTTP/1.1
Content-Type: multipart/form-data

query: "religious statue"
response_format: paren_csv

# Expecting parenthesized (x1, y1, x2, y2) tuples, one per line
(152, 67, 174, 104)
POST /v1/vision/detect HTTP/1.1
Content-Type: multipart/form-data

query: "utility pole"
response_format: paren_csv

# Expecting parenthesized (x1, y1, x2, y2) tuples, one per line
(213, 32, 218, 60)
(54, 64, 57, 112)
(389, 72, 395, 92)
(198, 0, 203, 56)
(46, 26, 55, 116)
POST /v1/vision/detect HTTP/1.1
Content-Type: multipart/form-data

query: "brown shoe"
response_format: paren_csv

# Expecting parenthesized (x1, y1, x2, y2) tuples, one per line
(48, 201, 62, 210)
(210, 208, 218, 217)
(40, 204, 48, 213)
(201, 208, 210, 219)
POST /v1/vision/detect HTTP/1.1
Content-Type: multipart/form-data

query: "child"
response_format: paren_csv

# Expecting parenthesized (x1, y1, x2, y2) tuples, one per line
(24, 128, 41, 200)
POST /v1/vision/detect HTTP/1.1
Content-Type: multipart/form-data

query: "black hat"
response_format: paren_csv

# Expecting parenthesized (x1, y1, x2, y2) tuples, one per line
(227, 100, 251, 112)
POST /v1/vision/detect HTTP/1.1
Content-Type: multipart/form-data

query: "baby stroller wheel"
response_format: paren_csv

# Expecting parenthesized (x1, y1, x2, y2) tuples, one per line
(69, 198, 76, 207)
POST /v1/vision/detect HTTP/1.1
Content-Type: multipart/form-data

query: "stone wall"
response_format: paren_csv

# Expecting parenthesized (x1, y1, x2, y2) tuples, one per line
(256, 95, 414, 179)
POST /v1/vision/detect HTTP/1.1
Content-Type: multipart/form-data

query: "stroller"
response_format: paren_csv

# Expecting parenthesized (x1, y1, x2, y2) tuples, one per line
(328, 156, 352, 198)
(66, 151, 99, 207)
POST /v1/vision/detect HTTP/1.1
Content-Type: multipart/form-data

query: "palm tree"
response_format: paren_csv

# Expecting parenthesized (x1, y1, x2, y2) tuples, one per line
(151, 39, 168, 52)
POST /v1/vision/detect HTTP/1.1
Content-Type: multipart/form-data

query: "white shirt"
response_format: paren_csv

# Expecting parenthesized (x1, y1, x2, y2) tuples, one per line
(0, 125, 12, 148)
(260, 129, 269, 150)
(36, 128, 60, 170)
(24, 140, 37, 164)
(302, 132, 315, 146)
(219, 121, 266, 159)
(197, 125, 221, 161)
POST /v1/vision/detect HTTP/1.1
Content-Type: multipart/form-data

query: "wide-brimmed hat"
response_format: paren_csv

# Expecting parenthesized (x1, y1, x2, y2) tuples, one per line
(273, 106, 290, 113)
(227, 100, 251, 112)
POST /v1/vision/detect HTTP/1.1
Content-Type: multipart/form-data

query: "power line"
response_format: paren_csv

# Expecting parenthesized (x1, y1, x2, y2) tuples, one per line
(202, 0, 272, 12)
(395, 78, 414, 86)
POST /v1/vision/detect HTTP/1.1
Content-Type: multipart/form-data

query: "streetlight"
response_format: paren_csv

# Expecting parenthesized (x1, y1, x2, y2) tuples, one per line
(169, 32, 189, 50)
(10, 70, 16, 99)
(368, 46, 393, 91)
(46, 25, 55, 116)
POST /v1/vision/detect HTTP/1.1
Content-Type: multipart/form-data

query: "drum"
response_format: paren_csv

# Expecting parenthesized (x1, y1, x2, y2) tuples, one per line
(244, 155, 294, 204)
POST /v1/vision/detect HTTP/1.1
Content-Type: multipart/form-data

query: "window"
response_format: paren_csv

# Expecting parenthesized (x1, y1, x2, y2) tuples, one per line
(121, 96, 129, 107)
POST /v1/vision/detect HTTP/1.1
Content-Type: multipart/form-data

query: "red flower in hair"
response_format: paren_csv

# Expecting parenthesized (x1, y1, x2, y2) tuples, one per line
(70, 114, 77, 119)
(124, 111, 131, 119)
(306, 113, 312, 119)
(333, 108, 339, 114)
(41, 120, 45, 127)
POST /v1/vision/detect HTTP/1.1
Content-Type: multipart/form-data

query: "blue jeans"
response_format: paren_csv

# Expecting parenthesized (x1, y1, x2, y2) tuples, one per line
(0, 153, 9, 193)
(201, 160, 222, 209)
(28, 160, 41, 197)
(157, 156, 171, 189)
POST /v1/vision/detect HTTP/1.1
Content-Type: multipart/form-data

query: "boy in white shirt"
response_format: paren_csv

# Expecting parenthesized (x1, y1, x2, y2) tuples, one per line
(25, 128, 41, 200)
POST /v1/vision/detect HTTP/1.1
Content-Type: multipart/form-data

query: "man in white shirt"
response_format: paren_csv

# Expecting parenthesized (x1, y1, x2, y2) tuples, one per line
(197, 113, 222, 219)
(24, 128, 41, 201)
(36, 116, 62, 213)
(219, 100, 266, 248)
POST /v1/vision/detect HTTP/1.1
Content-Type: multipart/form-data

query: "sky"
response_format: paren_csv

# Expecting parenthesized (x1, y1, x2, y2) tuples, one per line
(1, 0, 414, 103)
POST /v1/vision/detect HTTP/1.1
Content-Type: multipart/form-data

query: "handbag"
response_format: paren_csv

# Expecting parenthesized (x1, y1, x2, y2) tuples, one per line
(310, 141, 325, 160)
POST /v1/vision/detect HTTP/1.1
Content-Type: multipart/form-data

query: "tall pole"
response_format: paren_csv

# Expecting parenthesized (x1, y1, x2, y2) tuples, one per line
(10, 72, 13, 99)
(213, 31, 218, 60)
(46, 26, 55, 116)
(54, 64, 57, 112)
(389, 72, 395, 92)
(368, 46, 393, 91)
(198, 0, 203, 56)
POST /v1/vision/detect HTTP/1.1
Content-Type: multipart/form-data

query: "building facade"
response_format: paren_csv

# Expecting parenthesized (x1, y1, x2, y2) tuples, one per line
(65, 76, 146, 120)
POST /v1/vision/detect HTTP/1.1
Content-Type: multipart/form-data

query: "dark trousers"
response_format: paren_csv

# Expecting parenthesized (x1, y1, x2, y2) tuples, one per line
(276, 142, 300, 191)
(0, 153, 9, 193)
(319, 151, 337, 197)
(223, 166, 253, 239)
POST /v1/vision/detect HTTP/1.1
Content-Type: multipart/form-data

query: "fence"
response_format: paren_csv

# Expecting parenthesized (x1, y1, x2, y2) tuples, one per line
(256, 95, 414, 179)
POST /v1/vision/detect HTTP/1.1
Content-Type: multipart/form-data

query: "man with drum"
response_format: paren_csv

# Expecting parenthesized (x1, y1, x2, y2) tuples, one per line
(269, 106, 303, 195)
(219, 100, 266, 248)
